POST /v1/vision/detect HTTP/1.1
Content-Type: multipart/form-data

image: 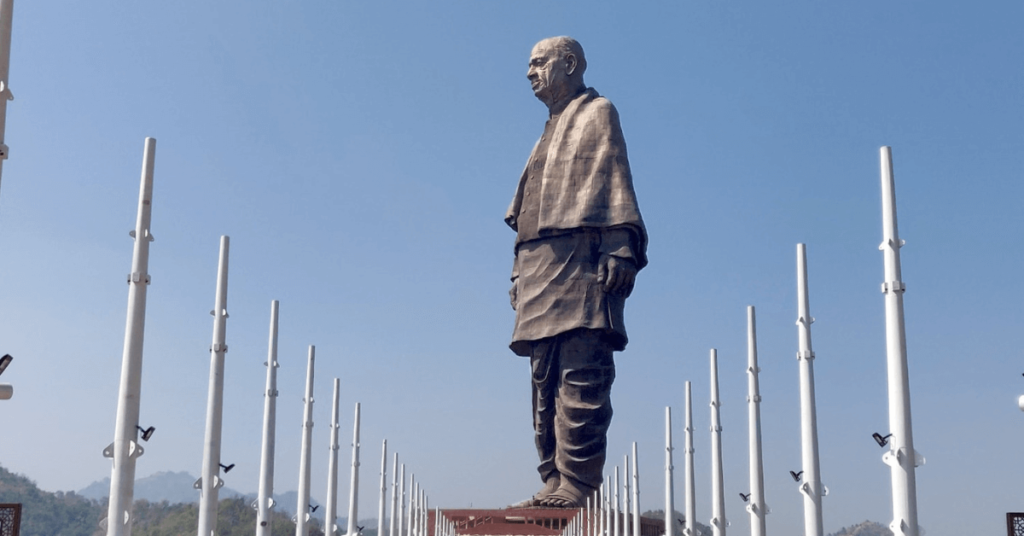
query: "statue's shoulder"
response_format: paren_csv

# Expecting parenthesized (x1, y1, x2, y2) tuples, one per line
(575, 91, 621, 129)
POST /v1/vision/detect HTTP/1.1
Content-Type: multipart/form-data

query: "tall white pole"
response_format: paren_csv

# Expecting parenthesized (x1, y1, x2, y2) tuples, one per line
(0, 0, 14, 193)
(622, 455, 630, 536)
(407, 476, 416, 536)
(613, 465, 620, 536)
(325, 379, 342, 535)
(346, 403, 362, 536)
(709, 350, 725, 536)
(598, 477, 606, 536)
(398, 466, 406, 536)
(664, 407, 675, 536)
(796, 244, 824, 536)
(378, 440, 388, 536)
(587, 495, 592, 536)
(631, 443, 640, 536)
(197, 236, 230, 536)
(683, 383, 695, 536)
(746, 307, 767, 536)
(295, 347, 316, 536)
(879, 146, 921, 536)
(255, 301, 281, 536)
(104, 137, 156, 536)
(389, 453, 399, 536)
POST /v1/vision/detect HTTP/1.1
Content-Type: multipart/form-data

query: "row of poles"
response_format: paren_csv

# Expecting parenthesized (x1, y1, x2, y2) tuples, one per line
(558, 444, 644, 536)
(100, 138, 447, 536)
(651, 147, 922, 536)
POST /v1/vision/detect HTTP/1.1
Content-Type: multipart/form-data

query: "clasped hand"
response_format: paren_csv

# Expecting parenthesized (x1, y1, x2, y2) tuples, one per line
(510, 255, 636, 311)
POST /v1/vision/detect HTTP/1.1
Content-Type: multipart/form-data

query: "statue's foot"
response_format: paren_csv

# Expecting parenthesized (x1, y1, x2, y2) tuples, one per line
(539, 476, 594, 508)
(508, 475, 560, 508)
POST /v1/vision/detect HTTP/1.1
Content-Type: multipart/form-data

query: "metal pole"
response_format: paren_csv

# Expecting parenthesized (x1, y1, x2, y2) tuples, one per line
(613, 466, 620, 536)
(325, 379, 342, 535)
(879, 146, 921, 536)
(103, 137, 156, 536)
(196, 236, 230, 536)
(346, 403, 362, 536)
(587, 495, 592, 536)
(420, 491, 426, 536)
(379, 440, 388, 536)
(683, 383, 695, 536)
(746, 307, 767, 536)
(796, 244, 824, 536)
(295, 346, 316, 536)
(709, 350, 725, 536)
(255, 300, 280, 536)
(664, 407, 675, 536)
(0, 0, 15, 194)
(631, 443, 640, 536)
(605, 476, 611, 536)
(389, 453, 399, 536)
(398, 466, 406, 536)
(407, 476, 416, 536)
(622, 455, 630, 536)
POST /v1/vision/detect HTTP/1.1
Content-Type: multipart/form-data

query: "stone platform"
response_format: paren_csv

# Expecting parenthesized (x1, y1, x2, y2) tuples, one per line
(429, 508, 666, 536)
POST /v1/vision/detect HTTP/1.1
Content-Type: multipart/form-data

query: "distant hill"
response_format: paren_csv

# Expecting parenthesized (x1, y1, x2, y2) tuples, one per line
(0, 465, 103, 536)
(827, 520, 894, 536)
(0, 464, 337, 536)
(77, 471, 320, 519)
(77, 471, 247, 505)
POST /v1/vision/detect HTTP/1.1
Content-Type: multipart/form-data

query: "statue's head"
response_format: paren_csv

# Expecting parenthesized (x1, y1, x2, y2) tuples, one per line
(527, 36, 587, 108)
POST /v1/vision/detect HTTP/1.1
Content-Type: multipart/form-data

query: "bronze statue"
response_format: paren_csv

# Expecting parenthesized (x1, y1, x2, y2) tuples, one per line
(506, 36, 648, 508)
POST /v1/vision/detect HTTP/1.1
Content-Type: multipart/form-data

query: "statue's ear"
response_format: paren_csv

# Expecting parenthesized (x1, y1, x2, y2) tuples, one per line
(564, 53, 578, 77)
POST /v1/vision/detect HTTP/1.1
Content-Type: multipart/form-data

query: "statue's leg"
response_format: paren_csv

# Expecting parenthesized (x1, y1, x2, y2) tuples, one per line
(541, 329, 614, 507)
(520, 339, 559, 504)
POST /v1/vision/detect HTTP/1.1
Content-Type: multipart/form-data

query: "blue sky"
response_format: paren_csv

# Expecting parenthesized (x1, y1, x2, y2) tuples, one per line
(0, 1, 1021, 534)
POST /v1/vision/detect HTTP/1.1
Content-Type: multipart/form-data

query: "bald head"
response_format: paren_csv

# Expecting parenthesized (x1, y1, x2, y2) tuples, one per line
(527, 36, 587, 110)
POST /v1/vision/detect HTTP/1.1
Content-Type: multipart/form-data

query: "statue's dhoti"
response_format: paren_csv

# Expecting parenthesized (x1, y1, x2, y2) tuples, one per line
(528, 328, 615, 491)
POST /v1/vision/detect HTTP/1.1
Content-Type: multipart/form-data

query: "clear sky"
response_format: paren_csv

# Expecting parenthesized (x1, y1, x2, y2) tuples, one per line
(0, 1, 1021, 534)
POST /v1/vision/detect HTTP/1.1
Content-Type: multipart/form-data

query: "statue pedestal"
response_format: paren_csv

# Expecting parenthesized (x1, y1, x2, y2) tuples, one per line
(431, 508, 665, 536)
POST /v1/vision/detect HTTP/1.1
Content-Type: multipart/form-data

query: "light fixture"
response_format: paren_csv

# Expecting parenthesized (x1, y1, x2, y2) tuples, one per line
(137, 426, 155, 441)
(220, 463, 235, 473)
(872, 432, 892, 447)
(0, 354, 12, 377)
(789, 470, 803, 482)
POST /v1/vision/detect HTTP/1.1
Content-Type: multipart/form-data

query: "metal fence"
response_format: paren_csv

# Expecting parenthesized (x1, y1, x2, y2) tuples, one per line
(1007, 513, 1024, 536)
(0, 504, 21, 536)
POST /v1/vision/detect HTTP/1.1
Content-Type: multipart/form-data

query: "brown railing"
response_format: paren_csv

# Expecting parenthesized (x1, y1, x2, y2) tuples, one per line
(0, 504, 22, 536)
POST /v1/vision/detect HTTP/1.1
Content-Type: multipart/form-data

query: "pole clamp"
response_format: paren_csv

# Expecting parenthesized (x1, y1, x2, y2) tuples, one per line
(797, 350, 815, 361)
(127, 272, 151, 285)
(881, 281, 906, 293)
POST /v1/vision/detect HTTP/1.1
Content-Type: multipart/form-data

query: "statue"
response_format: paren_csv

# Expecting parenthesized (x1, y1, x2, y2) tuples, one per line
(505, 36, 648, 508)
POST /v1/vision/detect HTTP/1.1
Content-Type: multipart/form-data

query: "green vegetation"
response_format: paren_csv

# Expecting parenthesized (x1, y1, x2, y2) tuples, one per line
(641, 509, 710, 536)
(827, 520, 893, 536)
(0, 466, 324, 536)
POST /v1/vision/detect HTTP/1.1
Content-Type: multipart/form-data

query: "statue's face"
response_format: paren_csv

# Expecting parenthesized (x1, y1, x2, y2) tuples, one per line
(527, 40, 570, 106)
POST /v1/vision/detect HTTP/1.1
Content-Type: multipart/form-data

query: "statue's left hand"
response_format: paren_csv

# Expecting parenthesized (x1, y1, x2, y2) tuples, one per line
(598, 255, 637, 297)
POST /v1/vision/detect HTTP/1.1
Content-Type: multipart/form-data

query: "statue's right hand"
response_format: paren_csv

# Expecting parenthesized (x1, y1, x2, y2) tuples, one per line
(509, 278, 519, 311)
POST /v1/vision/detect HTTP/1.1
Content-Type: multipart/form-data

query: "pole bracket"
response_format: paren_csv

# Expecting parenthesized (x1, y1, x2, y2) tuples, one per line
(881, 281, 906, 293)
(127, 272, 151, 285)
